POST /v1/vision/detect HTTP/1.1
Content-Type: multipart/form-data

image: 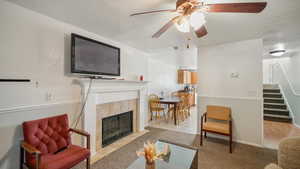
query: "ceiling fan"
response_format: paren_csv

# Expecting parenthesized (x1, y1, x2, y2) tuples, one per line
(130, 0, 267, 38)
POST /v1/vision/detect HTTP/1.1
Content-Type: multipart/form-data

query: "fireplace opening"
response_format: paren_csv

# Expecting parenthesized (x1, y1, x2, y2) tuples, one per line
(102, 111, 133, 147)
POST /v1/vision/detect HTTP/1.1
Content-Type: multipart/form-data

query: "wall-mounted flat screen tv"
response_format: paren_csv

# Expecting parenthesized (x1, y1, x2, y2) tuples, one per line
(71, 33, 120, 76)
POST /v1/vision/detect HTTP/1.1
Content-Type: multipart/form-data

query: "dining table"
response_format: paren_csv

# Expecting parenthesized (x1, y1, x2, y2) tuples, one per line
(156, 97, 181, 125)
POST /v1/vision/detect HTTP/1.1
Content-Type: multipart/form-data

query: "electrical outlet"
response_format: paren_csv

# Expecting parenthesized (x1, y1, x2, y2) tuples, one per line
(230, 72, 240, 78)
(46, 92, 53, 101)
(35, 81, 39, 88)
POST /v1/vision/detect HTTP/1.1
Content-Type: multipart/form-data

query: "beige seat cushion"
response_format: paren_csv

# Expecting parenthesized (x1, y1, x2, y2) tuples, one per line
(203, 121, 230, 134)
(278, 137, 300, 169)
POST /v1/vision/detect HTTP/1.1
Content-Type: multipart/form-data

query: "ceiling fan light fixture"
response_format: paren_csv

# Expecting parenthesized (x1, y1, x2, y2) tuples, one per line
(190, 12, 206, 29)
(175, 18, 190, 33)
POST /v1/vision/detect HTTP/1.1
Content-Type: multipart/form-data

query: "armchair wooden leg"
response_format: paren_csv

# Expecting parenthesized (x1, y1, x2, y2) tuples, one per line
(200, 115, 203, 146)
(86, 157, 90, 169)
(229, 119, 232, 153)
(229, 133, 232, 153)
(200, 129, 203, 146)
(20, 147, 24, 169)
(204, 132, 207, 138)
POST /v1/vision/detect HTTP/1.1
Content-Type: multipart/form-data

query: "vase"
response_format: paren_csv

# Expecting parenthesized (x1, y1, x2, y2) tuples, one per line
(145, 161, 155, 169)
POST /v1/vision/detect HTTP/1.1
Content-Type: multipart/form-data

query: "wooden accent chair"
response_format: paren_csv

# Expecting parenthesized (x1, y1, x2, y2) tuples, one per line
(200, 105, 233, 153)
(20, 114, 90, 169)
(149, 94, 166, 120)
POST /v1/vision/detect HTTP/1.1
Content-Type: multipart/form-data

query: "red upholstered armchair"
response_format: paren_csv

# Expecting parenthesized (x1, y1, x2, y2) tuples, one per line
(20, 114, 90, 169)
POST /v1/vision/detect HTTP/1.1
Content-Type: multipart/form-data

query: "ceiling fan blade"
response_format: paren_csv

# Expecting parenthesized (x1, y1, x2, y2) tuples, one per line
(130, 9, 176, 16)
(205, 2, 267, 13)
(152, 16, 181, 38)
(195, 25, 208, 38)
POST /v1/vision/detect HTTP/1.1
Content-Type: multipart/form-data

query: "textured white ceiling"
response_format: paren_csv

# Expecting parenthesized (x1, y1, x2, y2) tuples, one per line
(6, 0, 300, 54)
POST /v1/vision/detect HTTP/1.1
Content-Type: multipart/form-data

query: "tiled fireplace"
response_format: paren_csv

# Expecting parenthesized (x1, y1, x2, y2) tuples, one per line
(78, 79, 148, 159)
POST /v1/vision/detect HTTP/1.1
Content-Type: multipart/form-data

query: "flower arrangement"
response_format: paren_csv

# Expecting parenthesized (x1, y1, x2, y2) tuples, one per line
(136, 141, 170, 165)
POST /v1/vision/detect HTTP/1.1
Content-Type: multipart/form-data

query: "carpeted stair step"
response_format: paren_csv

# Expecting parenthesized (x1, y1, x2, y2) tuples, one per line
(264, 114, 292, 123)
(264, 103, 287, 109)
(264, 98, 284, 104)
(263, 89, 280, 93)
(264, 108, 289, 116)
(263, 93, 282, 98)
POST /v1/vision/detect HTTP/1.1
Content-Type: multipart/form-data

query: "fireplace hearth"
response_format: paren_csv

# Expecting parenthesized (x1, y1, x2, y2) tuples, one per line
(102, 111, 133, 147)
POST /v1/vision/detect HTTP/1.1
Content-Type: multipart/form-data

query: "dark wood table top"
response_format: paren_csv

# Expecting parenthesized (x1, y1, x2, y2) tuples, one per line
(158, 97, 181, 104)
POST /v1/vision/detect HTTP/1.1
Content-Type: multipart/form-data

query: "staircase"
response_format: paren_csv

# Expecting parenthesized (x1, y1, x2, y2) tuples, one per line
(263, 84, 292, 123)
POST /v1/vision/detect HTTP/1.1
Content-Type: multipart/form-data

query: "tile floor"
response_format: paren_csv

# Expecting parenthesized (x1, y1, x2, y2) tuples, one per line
(148, 107, 198, 134)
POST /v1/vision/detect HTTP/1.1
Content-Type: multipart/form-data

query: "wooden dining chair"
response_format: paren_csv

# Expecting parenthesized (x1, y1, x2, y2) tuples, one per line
(171, 91, 179, 97)
(182, 93, 193, 118)
(167, 96, 186, 123)
(149, 94, 166, 120)
(200, 105, 233, 153)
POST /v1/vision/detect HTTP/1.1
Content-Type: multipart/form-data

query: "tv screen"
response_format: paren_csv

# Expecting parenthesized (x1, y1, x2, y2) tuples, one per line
(71, 33, 120, 76)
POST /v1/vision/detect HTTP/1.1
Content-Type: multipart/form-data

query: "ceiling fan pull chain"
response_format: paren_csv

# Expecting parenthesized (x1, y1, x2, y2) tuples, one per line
(187, 37, 191, 49)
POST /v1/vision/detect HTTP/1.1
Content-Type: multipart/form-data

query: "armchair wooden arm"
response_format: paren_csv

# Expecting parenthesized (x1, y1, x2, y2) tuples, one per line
(20, 141, 41, 169)
(70, 128, 90, 137)
(21, 141, 41, 155)
(69, 128, 90, 150)
(201, 112, 207, 122)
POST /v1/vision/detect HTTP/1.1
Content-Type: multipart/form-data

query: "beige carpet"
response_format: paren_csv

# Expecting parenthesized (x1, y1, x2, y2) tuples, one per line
(73, 127, 277, 169)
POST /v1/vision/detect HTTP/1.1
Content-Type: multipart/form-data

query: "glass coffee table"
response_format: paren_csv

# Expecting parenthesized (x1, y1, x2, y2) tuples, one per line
(126, 140, 198, 169)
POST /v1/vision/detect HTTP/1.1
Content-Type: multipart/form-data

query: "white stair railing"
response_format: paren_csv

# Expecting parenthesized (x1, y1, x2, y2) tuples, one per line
(272, 63, 300, 126)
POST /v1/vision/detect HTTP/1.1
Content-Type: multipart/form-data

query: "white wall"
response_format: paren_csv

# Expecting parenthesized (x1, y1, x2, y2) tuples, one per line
(147, 57, 181, 96)
(178, 47, 198, 70)
(277, 56, 300, 93)
(0, 1, 170, 169)
(197, 39, 264, 146)
(0, 1, 150, 110)
(263, 59, 277, 84)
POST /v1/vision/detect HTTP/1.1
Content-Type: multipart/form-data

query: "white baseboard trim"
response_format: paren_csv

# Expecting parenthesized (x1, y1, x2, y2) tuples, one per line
(147, 125, 198, 135)
(0, 100, 80, 115)
(293, 122, 300, 129)
(197, 132, 263, 148)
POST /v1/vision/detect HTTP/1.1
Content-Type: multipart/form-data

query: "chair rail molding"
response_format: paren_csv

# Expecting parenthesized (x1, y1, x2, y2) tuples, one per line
(198, 95, 263, 101)
(0, 100, 80, 115)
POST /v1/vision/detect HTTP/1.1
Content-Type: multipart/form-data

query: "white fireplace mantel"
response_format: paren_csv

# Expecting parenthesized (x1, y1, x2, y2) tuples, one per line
(76, 79, 148, 156)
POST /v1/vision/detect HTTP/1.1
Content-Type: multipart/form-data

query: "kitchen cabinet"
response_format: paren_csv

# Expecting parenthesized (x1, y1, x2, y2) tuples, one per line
(178, 70, 197, 84)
